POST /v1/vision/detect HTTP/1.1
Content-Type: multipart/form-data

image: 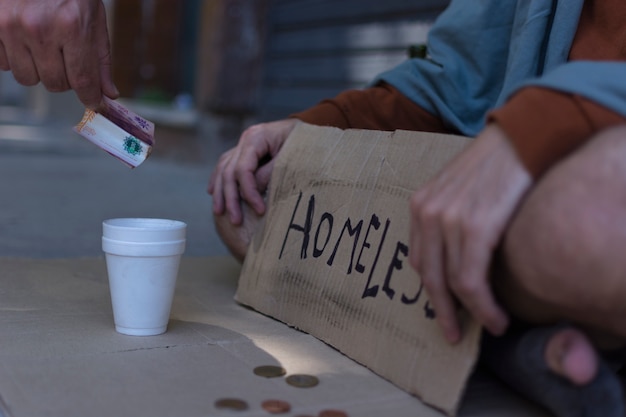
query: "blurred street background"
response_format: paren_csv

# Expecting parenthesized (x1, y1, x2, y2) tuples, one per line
(0, 0, 447, 258)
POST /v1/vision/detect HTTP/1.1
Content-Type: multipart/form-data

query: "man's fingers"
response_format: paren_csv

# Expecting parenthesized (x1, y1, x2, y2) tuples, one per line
(98, 49, 118, 99)
(442, 207, 462, 285)
(64, 40, 102, 109)
(94, 2, 118, 99)
(210, 168, 226, 215)
(211, 119, 296, 226)
(453, 238, 508, 336)
(255, 160, 275, 193)
(237, 165, 266, 216)
(234, 138, 272, 215)
(207, 171, 218, 195)
(232, 146, 266, 218)
(63, 5, 107, 109)
(223, 176, 244, 226)
(219, 155, 245, 225)
(419, 211, 461, 344)
(0, 0, 115, 106)
(15, 5, 73, 92)
(237, 170, 265, 216)
(6, 44, 39, 85)
(29, 45, 71, 92)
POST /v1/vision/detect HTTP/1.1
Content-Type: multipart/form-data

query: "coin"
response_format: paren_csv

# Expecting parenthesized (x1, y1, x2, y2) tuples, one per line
(214, 398, 249, 411)
(261, 399, 292, 414)
(253, 365, 287, 378)
(286, 374, 319, 388)
(319, 410, 349, 417)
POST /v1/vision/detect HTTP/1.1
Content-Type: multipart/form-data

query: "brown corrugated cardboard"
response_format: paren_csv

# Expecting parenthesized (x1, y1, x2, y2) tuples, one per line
(236, 123, 481, 415)
(0, 257, 550, 417)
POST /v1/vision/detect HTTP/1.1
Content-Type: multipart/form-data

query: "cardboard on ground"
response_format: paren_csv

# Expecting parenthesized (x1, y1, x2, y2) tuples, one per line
(0, 257, 551, 417)
(236, 122, 483, 415)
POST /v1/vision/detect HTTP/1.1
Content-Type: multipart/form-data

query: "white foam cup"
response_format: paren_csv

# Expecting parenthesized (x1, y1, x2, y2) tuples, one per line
(103, 218, 186, 242)
(102, 218, 187, 336)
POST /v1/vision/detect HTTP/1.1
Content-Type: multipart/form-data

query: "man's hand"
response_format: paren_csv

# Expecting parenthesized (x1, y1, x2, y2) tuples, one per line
(208, 118, 299, 225)
(409, 124, 532, 343)
(0, 0, 118, 109)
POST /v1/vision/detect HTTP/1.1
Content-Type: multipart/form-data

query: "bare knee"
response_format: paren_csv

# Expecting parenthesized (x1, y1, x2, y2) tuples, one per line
(214, 203, 263, 263)
(498, 126, 626, 337)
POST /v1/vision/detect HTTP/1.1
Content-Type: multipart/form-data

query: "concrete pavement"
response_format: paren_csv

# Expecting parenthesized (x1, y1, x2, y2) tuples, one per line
(0, 90, 232, 259)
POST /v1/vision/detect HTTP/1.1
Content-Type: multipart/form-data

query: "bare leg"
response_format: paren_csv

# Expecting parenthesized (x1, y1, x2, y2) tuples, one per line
(498, 125, 626, 343)
(483, 126, 626, 416)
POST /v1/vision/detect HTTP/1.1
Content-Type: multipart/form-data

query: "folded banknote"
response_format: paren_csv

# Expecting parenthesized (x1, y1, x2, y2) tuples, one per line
(74, 97, 155, 168)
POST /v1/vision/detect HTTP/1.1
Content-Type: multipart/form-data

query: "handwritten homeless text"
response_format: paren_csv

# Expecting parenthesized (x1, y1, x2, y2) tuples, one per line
(278, 191, 435, 319)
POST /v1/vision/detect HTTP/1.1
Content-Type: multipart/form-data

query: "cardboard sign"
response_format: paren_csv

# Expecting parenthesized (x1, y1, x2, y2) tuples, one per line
(235, 123, 482, 416)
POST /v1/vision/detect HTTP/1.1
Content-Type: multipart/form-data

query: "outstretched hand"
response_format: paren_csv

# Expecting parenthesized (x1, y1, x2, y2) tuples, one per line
(409, 124, 532, 343)
(0, 0, 118, 108)
(208, 118, 299, 225)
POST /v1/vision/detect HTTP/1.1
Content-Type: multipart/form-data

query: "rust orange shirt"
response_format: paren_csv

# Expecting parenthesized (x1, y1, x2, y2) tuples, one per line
(489, 0, 626, 177)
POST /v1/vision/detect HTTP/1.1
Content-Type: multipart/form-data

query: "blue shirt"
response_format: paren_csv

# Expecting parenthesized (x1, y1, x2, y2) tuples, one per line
(375, 0, 626, 136)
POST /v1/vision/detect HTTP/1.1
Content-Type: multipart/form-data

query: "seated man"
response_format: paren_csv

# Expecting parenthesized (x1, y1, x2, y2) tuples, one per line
(209, 1, 626, 416)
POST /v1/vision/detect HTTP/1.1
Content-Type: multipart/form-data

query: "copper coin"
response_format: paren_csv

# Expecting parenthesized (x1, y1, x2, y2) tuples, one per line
(261, 399, 292, 414)
(214, 398, 249, 411)
(319, 410, 349, 417)
(253, 365, 287, 378)
(286, 374, 319, 388)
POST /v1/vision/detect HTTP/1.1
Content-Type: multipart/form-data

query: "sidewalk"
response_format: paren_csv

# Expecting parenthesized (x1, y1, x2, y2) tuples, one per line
(0, 89, 232, 259)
